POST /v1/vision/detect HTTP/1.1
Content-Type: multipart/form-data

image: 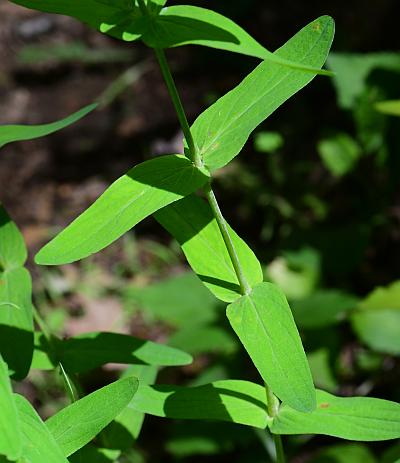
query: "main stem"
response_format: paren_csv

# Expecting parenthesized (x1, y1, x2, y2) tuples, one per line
(152, 42, 284, 461)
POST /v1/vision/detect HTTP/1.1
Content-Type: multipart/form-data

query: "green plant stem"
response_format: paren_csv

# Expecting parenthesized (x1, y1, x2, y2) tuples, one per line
(266, 383, 285, 463)
(204, 183, 251, 295)
(153, 47, 201, 167)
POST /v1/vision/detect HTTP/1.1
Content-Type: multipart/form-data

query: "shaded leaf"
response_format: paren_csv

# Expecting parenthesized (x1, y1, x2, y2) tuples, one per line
(155, 195, 263, 302)
(0, 356, 22, 461)
(191, 16, 335, 172)
(227, 282, 315, 412)
(311, 443, 376, 463)
(14, 394, 68, 463)
(351, 281, 400, 354)
(0, 104, 97, 149)
(291, 290, 358, 329)
(46, 377, 138, 457)
(145, 6, 332, 74)
(125, 271, 219, 327)
(35, 155, 209, 265)
(0, 206, 27, 268)
(130, 380, 268, 428)
(270, 389, 400, 441)
(10, 1, 146, 42)
(59, 331, 192, 373)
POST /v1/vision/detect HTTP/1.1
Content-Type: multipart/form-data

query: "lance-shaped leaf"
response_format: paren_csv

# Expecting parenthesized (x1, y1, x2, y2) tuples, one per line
(35, 155, 209, 265)
(270, 389, 400, 441)
(10, 1, 147, 42)
(145, 6, 332, 75)
(0, 104, 97, 149)
(191, 16, 335, 172)
(14, 394, 69, 463)
(58, 332, 192, 373)
(102, 365, 158, 448)
(0, 207, 34, 380)
(0, 356, 22, 461)
(227, 282, 315, 412)
(130, 380, 268, 428)
(155, 195, 263, 302)
(46, 377, 139, 457)
(375, 100, 400, 117)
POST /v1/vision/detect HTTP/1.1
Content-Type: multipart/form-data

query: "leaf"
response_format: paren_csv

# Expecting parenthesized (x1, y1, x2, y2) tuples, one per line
(46, 377, 138, 457)
(291, 290, 358, 329)
(144, 6, 332, 75)
(226, 282, 315, 412)
(69, 445, 120, 463)
(0, 206, 27, 269)
(10, 1, 147, 42)
(327, 52, 400, 109)
(0, 356, 22, 461)
(375, 99, 400, 116)
(169, 325, 237, 356)
(58, 331, 192, 373)
(155, 195, 263, 302)
(0, 268, 34, 379)
(191, 16, 335, 172)
(125, 271, 220, 327)
(307, 349, 337, 392)
(35, 155, 209, 265)
(14, 394, 69, 463)
(0, 104, 97, 149)
(317, 133, 362, 177)
(311, 444, 377, 463)
(351, 281, 400, 354)
(101, 365, 158, 449)
(254, 131, 284, 153)
(129, 380, 268, 428)
(270, 389, 400, 441)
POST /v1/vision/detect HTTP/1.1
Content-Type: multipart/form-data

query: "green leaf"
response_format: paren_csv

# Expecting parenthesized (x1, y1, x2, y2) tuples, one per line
(0, 268, 34, 380)
(254, 131, 284, 153)
(35, 155, 209, 265)
(9, 1, 146, 42)
(317, 133, 362, 177)
(307, 348, 337, 392)
(14, 394, 69, 463)
(226, 282, 315, 412)
(145, 6, 332, 75)
(125, 271, 220, 328)
(311, 444, 376, 463)
(327, 52, 400, 109)
(270, 389, 400, 441)
(46, 377, 138, 457)
(169, 325, 237, 356)
(58, 331, 192, 373)
(129, 380, 268, 428)
(0, 206, 27, 269)
(375, 100, 400, 116)
(155, 195, 263, 302)
(102, 365, 158, 449)
(351, 281, 400, 354)
(0, 104, 97, 149)
(291, 290, 358, 329)
(0, 356, 22, 461)
(191, 16, 335, 172)
(69, 445, 120, 463)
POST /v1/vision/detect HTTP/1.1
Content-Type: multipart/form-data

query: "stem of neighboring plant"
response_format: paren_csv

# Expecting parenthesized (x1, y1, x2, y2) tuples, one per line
(154, 48, 201, 168)
(32, 306, 78, 402)
(266, 383, 285, 463)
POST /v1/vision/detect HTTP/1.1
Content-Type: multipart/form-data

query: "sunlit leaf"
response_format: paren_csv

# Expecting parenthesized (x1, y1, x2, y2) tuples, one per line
(270, 389, 400, 441)
(227, 282, 315, 412)
(155, 195, 263, 302)
(46, 377, 138, 457)
(191, 16, 335, 172)
(0, 356, 22, 461)
(129, 380, 268, 428)
(0, 104, 97, 149)
(375, 99, 400, 116)
(35, 155, 209, 265)
(14, 394, 68, 463)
